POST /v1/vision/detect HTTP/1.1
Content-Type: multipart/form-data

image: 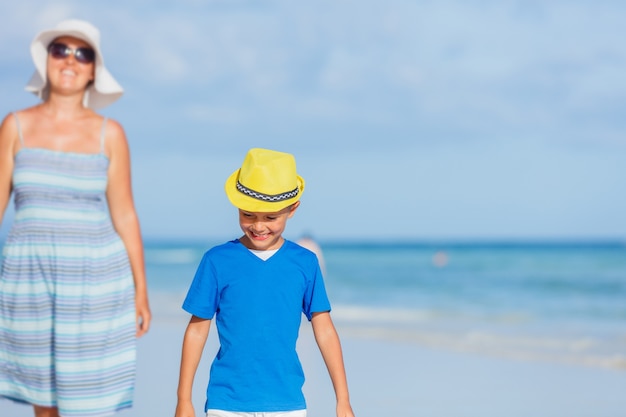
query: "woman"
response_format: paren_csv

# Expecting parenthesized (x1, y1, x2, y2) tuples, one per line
(0, 19, 151, 417)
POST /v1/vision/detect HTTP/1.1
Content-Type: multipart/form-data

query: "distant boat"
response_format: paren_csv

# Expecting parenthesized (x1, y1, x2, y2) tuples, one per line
(432, 250, 449, 267)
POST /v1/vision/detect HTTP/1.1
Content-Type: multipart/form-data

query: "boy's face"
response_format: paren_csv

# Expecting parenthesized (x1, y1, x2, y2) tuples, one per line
(238, 202, 299, 251)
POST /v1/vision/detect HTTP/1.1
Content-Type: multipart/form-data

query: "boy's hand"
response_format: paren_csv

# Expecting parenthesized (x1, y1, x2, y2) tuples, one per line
(174, 401, 195, 417)
(337, 400, 355, 417)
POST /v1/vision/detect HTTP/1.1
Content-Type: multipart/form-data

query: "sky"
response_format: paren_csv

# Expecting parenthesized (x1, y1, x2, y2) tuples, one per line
(0, 0, 624, 242)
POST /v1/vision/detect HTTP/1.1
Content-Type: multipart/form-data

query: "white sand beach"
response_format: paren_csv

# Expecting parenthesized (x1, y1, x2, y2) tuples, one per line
(3, 307, 626, 417)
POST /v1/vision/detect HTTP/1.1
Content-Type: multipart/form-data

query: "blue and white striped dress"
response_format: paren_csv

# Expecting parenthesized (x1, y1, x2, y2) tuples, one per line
(0, 116, 136, 416)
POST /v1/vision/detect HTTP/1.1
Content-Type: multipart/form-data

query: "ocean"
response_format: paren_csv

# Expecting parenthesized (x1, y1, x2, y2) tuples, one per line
(145, 239, 626, 371)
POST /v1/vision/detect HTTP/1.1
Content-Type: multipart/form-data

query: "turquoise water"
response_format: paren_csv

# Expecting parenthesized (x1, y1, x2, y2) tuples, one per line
(147, 239, 626, 370)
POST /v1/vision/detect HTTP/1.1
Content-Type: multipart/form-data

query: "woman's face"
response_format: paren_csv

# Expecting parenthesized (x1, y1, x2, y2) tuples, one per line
(46, 35, 95, 94)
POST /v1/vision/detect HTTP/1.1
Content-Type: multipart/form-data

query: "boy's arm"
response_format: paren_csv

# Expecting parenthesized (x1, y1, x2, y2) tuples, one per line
(311, 311, 355, 417)
(175, 315, 212, 417)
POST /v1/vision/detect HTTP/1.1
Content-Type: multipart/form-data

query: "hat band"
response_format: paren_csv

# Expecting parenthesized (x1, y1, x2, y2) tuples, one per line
(236, 180, 299, 204)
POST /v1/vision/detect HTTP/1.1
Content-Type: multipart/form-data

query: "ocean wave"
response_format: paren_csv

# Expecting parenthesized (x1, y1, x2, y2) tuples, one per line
(330, 304, 626, 371)
(145, 248, 201, 265)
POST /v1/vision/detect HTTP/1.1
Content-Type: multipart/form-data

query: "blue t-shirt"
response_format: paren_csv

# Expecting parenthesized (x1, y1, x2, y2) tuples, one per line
(182, 239, 331, 412)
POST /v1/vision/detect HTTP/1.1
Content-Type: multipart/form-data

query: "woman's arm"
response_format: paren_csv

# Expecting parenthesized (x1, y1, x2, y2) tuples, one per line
(105, 118, 151, 337)
(311, 311, 355, 417)
(175, 315, 212, 417)
(0, 114, 17, 226)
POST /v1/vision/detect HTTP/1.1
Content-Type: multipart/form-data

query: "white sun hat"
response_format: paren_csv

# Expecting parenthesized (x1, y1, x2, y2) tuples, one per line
(25, 19, 123, 109)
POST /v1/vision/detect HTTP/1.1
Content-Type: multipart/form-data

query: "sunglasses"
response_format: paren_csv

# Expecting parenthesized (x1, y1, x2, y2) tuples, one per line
(48, 42, 96, 64)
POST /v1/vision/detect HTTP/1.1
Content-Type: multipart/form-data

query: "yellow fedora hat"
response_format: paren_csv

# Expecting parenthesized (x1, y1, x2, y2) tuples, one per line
(225, 148, 305, 212)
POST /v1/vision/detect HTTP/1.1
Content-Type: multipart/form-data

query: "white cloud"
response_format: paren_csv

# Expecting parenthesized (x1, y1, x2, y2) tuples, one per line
(184, 104, 242, 124)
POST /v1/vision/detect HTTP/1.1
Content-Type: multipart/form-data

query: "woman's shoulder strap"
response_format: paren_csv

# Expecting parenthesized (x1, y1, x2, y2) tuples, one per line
(100, 117, 108, 153)
(12, 112, 24, 146)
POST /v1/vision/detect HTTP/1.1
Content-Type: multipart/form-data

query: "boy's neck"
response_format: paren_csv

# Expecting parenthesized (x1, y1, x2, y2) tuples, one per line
(248, 247, 279, 261)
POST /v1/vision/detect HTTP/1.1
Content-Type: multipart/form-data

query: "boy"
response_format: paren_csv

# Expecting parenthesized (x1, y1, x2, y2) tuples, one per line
(174, 148, 355, 417)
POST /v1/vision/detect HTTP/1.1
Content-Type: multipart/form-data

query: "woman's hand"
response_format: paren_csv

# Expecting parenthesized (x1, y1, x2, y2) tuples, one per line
(135, 291, 151, 337)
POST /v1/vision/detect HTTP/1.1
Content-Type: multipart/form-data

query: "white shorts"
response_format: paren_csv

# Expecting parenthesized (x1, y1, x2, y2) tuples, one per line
(206, 410, 306, 417)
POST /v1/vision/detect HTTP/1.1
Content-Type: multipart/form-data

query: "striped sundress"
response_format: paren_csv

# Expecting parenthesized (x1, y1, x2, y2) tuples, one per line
(0, 115, 137, 416)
